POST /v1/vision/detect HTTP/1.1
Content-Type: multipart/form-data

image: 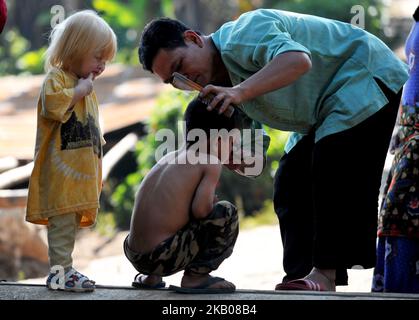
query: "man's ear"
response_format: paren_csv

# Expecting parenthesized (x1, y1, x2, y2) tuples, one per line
(183, 30, 203, 48)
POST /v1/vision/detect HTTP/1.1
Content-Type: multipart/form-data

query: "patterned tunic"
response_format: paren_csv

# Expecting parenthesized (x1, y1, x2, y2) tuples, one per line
(372, 7, 419, 293)
(378, 7, 419, 239)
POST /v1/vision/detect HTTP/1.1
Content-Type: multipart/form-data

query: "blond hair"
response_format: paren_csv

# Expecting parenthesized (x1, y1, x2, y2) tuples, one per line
(45, 10, 117, 72)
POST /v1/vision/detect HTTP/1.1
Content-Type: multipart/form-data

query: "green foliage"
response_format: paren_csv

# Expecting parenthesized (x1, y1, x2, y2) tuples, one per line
(0, 29, 30, 75)
(110, 90, 287, 229)
(161, 0, 175, 17)
(239, 200, 278, 230)
(93, 0, 141, 28)
(271, 0, 386, 40)
(265, 126, 289, 158)
(9, 31, 30, 57)
(1, 0, 396, 75)
(92, 0, 144, 59)
(17, 271, 26, 281)
(0, 0, 176, 75)
(115, 47, 140, 66)
(92, 0, 175, 67)
(95, 212, 117, 238)
(16, 47, 46, 74)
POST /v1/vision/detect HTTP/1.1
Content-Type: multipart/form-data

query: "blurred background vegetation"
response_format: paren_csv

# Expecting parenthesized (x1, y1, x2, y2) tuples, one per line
(0, 0, 401, 77)
(1, 0, 410, 232)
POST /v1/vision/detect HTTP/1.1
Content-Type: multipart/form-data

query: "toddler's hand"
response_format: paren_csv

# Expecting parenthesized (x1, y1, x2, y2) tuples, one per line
(77, 73, 94, 96)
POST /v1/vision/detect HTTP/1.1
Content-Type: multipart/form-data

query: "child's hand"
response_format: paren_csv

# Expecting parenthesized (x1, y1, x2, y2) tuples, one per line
(76, 73, 94, 97)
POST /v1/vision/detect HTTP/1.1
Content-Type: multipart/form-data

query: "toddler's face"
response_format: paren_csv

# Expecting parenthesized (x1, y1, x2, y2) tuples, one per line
(77, 52, 107, 79)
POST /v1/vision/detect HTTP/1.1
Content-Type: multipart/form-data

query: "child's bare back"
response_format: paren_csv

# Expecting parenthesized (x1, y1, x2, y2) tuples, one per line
(123, 98, 239, 292)
(127, 148, 222, 254)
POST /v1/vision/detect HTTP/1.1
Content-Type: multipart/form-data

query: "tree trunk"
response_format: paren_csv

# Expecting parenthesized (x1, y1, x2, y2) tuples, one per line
(173, 0, 237, 34)
(10, 0, 93, 50)
(173, 0, 204, 31)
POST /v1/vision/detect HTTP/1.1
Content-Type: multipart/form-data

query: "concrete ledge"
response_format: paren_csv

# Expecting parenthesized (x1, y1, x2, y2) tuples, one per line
(1, 282, 418, 300)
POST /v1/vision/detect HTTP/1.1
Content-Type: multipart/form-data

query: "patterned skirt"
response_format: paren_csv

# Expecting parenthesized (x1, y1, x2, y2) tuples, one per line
(372, 237, 419, 293)
(378, 104, 419, 238)
(373, 104, 419, 293)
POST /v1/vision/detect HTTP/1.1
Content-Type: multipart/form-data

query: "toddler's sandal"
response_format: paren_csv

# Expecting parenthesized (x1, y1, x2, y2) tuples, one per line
(64, 268, 95, 292)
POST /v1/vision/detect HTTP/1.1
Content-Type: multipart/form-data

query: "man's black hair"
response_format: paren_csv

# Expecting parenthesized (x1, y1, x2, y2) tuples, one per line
(139, 17, 191, 72)
(184, 99, 236, 148)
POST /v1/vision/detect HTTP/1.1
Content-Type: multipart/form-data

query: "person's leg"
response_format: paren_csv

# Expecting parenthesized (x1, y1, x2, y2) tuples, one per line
(308, 81, 401, 290)
(123, 221, 202, 287)
(182, 201, 239, 289)
(124, 201, 237, 288)
(47, 213, 79, 272)
(379, 237, 419, 293)
(124, 201, 238, 290)
(273, 134, 315, 282)
(47, 212, 95, 291)
(371, 237, 386, 292)
(274, 134, 349, 288)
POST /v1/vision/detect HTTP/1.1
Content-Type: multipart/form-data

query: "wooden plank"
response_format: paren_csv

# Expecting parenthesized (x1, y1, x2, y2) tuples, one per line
(102, 133, 138, 181)
(0, 162, 33, 189)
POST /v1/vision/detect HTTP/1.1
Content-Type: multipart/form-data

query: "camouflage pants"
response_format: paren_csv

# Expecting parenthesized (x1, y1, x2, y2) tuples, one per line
(123, 201, 239, 276)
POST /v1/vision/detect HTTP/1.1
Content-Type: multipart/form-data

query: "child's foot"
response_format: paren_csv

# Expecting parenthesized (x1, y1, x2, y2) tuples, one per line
(46, 267, 95, 292)
(180, 272, 235, 291)
(132, 274, 166, 289)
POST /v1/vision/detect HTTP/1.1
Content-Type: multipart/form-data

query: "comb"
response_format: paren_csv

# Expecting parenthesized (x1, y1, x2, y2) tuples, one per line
(171, 72, 235, 118)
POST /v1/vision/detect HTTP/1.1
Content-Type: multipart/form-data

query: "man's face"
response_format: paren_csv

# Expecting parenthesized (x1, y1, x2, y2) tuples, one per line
(151, 31, 214, 88)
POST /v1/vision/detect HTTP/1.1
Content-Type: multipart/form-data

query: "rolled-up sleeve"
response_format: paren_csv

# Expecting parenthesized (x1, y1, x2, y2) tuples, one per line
(41, 71, 75, 123)
(251, 28, 311, 68)
(217, 13, 311, 72)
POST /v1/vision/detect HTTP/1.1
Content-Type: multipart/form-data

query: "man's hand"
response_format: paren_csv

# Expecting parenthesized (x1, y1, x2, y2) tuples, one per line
(200, 85, 245, 115)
